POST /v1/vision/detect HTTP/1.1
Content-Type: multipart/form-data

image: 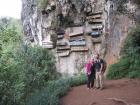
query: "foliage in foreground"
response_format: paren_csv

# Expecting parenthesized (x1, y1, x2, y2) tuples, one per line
(26, 74, 86, 105)
(0, 17, 58, 105)
(0, 45, 58, 105)
(107, 25, 140, 79)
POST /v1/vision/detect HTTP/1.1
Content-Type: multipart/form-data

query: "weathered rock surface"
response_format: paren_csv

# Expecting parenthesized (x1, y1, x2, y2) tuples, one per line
(21, 0, 136, 76)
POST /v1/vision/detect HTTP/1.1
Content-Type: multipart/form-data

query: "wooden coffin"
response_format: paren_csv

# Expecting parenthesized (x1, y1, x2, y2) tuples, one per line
(69, 27, 84, 37)
(92, 25, 103, 30)
(69, 36, 85, 41)
(57, 35, 64, 39)
(86, 14, 102, 20)
(71, 47, 88, 52)
(69, 32, 83, 37)
(42, 42, 53, 49)
(88, 19, 102, 24)
(90, 31, 101, 37)
(42, 41, 53, 45)
(56, 42, 67, 46)
(69, 40, 86, 46)
(57, 51, 70, 57)
(42, 44, 53, 49)
(87, 11, 103, 16)
(57, 46, 70, 50)
(92, 37, 102, 43)
(57, 30, 65, 35)
(68, 23, 83, 27)
(69, 37, 85, 42)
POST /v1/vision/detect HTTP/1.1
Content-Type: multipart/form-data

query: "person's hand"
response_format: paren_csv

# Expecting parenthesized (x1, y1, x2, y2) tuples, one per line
(87, 72, 91, 75)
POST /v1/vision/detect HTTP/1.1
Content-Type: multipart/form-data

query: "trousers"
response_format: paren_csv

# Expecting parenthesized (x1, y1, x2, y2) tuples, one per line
(96, 72, 104, 88)
(87, 74, 95, 88)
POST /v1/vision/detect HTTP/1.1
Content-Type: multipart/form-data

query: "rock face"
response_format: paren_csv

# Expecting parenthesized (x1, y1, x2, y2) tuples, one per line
(21, 0, 136, 76)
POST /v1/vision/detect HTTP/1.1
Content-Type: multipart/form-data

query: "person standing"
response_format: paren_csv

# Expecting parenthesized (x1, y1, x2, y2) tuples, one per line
(85, 58, 95, 89)
(95, 54, 104, 90)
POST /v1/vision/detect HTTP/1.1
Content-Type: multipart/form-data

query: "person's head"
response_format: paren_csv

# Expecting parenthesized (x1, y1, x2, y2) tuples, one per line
(96, 53, 100, 59)
(87, 58, 93, 64)
(87, 58, 91, 63)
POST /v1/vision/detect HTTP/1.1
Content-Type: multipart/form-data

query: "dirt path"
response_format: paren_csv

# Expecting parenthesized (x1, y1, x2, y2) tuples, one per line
(60, 79, 140, 105)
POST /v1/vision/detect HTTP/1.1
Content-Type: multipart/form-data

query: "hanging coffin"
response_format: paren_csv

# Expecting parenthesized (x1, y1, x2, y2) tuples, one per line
(88, 19, 102, 24)
(71, 47, 88, 52)
(57, 35, 64, 39)
(42, 42, 53, 49)
(69, 27, 84, 37)
(42, 44, 53, 48)
(57, 30, 65, 35)
(57, 46, 70, 50)
(86, 14, 102, 20)
(69, 38, 85, 42)
(88, 11, 103, 16)
(69, 40, 86, 46)
(69, 36, 85, 42)
(56, 42, 67, 46)
(92, 25, 103, 30)
(90, 31, 101, 37)
(69, 32, 83, 37)
(57, 51, 70, 57)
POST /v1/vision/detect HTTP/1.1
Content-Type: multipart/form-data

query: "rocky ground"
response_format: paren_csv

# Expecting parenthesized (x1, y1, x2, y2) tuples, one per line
(60, 79, 140, 105)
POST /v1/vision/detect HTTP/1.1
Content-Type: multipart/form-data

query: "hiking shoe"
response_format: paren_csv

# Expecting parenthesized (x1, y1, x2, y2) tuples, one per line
(87, 88, 90, 90)
(100, 87, 103, 90)
(96, 87, 100, 89)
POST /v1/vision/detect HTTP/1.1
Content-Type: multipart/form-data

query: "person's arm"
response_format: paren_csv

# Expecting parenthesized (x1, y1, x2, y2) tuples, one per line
(100, 59, 103, 74)
(100, 63, 103, 73)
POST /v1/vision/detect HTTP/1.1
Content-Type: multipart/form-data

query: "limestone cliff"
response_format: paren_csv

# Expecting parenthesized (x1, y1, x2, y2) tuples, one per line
(21, 0, 136, 76)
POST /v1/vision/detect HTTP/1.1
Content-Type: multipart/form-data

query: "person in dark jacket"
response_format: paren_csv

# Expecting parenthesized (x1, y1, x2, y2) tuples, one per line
(95, 54, 104, 90)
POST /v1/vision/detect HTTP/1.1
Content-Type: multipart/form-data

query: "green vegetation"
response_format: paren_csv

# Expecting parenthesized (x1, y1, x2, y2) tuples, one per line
(27, 74, 86, 105)
(0, 17, 58, 105)
(0, 17, 87, 105)
(107, 25, 140, 79)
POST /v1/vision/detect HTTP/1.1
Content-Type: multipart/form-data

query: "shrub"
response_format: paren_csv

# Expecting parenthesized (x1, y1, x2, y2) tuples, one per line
(26, 74, 86, 105)
(0, 44, 59, 105)
(0, 19, 58, 104)
(107, 26, 140, 79)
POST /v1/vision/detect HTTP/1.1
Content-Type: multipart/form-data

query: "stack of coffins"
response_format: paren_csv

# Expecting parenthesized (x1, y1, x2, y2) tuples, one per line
(86, 11, 103, 40)
(57, 29, 65, 40)
(67, 26, 88, 52)
(56, 41, 70, 57)
(42, 41, 53, 49)
(87, 12, 103, 24)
